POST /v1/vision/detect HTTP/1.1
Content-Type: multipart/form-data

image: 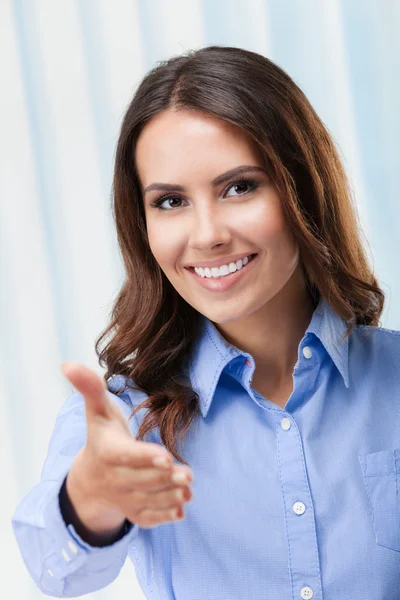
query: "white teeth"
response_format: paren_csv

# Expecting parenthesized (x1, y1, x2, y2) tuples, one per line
(218, 265, 230, 276)
(228, 262, 237, 273)
(194, 254, 253, 278)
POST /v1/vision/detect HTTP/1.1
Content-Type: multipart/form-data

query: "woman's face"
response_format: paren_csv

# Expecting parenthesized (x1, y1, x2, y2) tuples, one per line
(136, 108, 300, 325)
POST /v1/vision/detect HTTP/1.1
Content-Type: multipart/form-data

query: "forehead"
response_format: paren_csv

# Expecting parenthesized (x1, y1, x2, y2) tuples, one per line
(135, 109, 265, 187)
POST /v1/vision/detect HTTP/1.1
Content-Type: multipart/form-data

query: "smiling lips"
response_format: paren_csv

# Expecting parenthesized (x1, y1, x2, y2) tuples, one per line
(187, 252, 257, 270)
(185, 253, 259, 292)
(193, 253, 256, 278)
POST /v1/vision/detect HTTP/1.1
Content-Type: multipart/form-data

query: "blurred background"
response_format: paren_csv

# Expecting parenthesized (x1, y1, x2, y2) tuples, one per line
(1, 0, 399, 598)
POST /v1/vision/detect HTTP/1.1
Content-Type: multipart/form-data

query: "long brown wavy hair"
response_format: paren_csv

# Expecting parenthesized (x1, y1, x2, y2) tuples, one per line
(95, 45, 384, 466)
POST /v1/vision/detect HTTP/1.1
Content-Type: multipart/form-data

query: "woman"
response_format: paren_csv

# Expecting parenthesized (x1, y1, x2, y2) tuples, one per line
(12, 45, 398, 600)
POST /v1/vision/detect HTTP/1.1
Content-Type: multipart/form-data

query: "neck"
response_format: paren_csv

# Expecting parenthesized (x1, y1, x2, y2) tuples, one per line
(213, 263, 316, 389)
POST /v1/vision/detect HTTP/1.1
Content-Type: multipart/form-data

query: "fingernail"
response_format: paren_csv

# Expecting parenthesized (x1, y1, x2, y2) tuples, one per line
(61, 361, 74, 371)
(152, 455, 171, 468)
(171, 471, 189, 484)
(183, 487, 192, 501)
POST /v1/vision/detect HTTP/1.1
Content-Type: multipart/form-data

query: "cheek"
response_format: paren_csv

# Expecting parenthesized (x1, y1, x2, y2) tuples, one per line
(254, 203, 299, 270)
(252, 201, 292, 247)
(147, 223, 183, 269)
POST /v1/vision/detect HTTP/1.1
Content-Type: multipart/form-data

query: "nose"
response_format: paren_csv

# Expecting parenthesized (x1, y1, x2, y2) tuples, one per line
(188, 204, 231, 251)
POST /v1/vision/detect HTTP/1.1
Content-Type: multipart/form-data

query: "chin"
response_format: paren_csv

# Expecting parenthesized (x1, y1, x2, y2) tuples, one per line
(197, 304, 255, 326)
(196, 288, 282, 326)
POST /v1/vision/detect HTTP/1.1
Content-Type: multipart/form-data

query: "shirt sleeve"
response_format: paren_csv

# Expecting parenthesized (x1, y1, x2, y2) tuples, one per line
(11, 386, 141, 598)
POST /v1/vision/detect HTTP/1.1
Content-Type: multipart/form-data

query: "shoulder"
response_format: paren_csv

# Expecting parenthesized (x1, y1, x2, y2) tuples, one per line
(106, 374, 163, 443)
(353, 323, 400, 341)
(106, 374, 149, 404)
(106, 373, 151, 421)
(350, 323, 400, 362)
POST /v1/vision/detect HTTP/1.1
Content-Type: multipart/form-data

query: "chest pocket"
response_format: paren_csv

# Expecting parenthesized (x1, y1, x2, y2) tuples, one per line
(358, 448, 400, 552)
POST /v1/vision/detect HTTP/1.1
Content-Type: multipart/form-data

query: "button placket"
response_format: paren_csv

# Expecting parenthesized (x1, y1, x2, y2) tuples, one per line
(277, 412, 322, 599)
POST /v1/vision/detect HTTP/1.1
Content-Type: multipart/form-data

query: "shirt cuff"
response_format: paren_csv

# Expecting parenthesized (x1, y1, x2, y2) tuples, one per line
(42, 474, 139, 580)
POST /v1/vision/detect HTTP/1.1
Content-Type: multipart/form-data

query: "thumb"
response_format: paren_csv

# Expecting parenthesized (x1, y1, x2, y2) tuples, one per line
(61, 361, 113, 422)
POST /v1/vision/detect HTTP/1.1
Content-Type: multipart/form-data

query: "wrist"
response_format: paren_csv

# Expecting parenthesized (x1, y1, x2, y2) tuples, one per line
(65, 458, 127, 543)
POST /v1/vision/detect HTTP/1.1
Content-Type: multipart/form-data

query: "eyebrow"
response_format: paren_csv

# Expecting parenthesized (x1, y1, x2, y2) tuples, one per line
(143, 165, 267, 195)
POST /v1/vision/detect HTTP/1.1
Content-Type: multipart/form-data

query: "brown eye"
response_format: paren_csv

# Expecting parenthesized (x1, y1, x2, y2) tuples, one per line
(150, 178, 260, 212)
(225, 179, 260, 198)
(150, 196, 184, 211)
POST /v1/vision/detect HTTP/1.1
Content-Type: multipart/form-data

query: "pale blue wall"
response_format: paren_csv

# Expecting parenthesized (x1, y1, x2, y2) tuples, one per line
(2, 1, 398, 598)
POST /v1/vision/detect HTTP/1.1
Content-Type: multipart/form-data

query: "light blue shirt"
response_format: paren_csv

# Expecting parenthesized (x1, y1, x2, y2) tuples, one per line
(12, 296, 400, 599)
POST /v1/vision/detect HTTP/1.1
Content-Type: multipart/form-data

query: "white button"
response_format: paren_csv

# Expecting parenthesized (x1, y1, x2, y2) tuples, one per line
(67, 540, 78, 554)
(302, 346, 312, 359)
(47, 569, 55, 577)
(293, 501, 306, 515)
(61, 548, 71, 562)
(281, 417, 291, 430)
(300, 586, 314, 599)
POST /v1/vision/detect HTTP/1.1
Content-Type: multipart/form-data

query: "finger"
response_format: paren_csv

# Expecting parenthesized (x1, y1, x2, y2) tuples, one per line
(144, 484, 192, 509)
(61, 361, 113, 421)
(106, 443, 192, 480)
(98, 437, 174, 470)
(121, 485, 191, 516)
(113, 463, 193, 492)
(127, 505, 184, 529)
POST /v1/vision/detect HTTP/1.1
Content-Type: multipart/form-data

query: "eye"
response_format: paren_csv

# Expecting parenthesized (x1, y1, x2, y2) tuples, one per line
(150, 196, 184, 211)
(225, 179, 259, 197)
(149, 177, 260, 211)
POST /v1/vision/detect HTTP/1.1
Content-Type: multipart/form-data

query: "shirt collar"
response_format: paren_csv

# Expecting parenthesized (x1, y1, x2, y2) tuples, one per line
(188, 296, 350, 418)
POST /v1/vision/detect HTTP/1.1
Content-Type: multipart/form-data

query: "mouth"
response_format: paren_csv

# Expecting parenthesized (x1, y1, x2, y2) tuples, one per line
(185, 253, 259, 292)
